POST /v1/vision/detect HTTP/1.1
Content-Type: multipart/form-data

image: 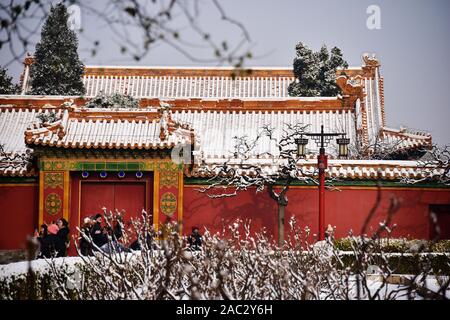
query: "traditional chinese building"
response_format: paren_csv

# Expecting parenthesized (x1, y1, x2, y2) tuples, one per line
(0, 54, 449, 252)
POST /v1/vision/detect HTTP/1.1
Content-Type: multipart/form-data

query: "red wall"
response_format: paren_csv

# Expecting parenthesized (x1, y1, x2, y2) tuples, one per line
(183, 186, 450, 241)
(0, 184, 38, 250)
(1, 182, 450, 251)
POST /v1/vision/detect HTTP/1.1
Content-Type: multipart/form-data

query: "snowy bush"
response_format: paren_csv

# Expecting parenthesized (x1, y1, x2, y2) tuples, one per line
(0, 258, 83, 299)
(335, 237, 450, 253)
(85, 92, 139, 109)
(37, 111, 58, 124)
(0, 214, 449, 300)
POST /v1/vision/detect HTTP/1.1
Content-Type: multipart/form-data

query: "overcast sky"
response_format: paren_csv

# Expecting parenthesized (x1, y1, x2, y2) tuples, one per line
(1, 0, 449, 145)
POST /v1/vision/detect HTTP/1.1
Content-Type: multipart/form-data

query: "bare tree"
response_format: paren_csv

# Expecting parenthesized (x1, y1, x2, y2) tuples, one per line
(0, 143, 33, 173)
(0, 0, 253, 68)
(197, 123, 326, 246)
(400, 145, 450, 185)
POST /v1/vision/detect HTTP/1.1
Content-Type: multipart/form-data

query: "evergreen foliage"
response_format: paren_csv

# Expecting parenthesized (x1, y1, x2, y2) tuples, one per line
(37, 111, 58, 124)
(288, 42, 348, 97)
(29, 3, 85, 95)
(85, 92, 140, 109)
(0, 66, 19, 94)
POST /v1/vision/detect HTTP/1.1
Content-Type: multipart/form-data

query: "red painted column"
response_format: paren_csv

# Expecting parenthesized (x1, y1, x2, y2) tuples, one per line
(318, 150, 328, 241)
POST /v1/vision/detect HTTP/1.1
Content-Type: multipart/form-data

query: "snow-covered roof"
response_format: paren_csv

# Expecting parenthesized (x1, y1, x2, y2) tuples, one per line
(80, 74, 295, 99)
(192, 157, 446, 180)
(172, 108, 356, 158)
(0, 106, 53, 176)
(24, 107, 193, 150)
(380, 127, 432, 151)
(0, 98, 433, 178)
(1, 55, 434, 178)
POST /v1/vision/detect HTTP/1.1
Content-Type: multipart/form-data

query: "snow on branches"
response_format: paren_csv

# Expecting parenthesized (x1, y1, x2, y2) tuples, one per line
(1, 212, 449, 300)
(197, 123, 319, 199)
(400, 145, 450, 185)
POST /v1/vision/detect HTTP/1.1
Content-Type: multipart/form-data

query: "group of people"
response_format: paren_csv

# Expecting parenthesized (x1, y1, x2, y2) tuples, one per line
(35, 218, 70, 258)
(34, 218, 330, 258)
(34, 213, 203, 258)
(79, 213, 125, 256)
(79, 213, 203, 255)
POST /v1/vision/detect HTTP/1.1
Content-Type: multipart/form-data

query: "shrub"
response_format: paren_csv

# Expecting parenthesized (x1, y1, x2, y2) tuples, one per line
(431, 240, 450, 253)
(334, 237, 450, 253)
(85, 92, 139, 109)
(1, 216, 449, 300)
(337, 253, 450, 275)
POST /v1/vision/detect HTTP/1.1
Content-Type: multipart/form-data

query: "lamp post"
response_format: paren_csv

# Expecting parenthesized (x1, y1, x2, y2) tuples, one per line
(295, 125, 350, 241)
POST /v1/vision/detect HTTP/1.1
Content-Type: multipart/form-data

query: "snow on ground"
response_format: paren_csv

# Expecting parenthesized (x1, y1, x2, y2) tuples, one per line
(327, 275, 450, 300)
(0, 257, 83, 279)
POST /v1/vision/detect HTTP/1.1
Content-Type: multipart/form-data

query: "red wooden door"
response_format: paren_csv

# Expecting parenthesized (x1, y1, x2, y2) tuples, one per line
(81, 182, 115, 218)
(80, 182, 146, 222)
(114, 183, 146, 222)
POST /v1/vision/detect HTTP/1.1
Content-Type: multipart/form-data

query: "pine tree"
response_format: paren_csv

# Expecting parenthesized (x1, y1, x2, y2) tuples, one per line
(29, 3, 85, 95)
(0, 66, 19, 94)
(321, 46, 349, 96)
(288, 42, 319, 96)
(288, 43, 348, 97)
(315, 45, 331, 96)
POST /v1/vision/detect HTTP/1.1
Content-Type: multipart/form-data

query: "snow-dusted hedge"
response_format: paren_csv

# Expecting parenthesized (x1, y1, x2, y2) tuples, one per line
(0, 217, 449, 300)
(337, 252, 450, 274)
(335, 238, 450, 253)
(0, 258, 83, 299)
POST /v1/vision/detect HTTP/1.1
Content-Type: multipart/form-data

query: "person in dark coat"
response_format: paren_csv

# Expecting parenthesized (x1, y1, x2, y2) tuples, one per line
(129, 211, 154, 251)
(40, 224, 60, 258)
(35, 224, 48, 248)
(56, 218, 70, 257)
(79, 217, 93, 256)
(129, 229, 155, 251)
(91, 213, 107, 250)
(100, 226, 130, 253)
(188, 227, 202, 251)
(112, 213, 123, 242)
(34, 224, 48, 259)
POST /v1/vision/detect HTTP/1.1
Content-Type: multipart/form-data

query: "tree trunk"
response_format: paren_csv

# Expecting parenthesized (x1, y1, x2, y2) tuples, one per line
(278, 203, 286, 247)
(268, 183, 289, 247)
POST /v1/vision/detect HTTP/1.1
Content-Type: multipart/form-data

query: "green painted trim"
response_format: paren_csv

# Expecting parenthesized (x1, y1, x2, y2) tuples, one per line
(40, 159, 184, 172)
(183, 177, 450, 189)
(75, 161, 146, 172)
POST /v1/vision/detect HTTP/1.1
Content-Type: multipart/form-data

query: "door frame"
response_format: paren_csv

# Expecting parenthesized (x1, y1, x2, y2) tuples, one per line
(72, 172, 153, 232)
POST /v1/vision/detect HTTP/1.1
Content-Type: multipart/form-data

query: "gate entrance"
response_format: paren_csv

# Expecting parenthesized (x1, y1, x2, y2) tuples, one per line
(80, 181, 147, 222)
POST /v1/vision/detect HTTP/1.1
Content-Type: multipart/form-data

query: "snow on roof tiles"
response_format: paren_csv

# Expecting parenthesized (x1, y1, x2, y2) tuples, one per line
(2, 56, 434, 178)
(80, 74, 295, 100)
(192, 157, 445, 180)
(172, 109, 356, 158)
(380, 127, 432, 152)
(0, 106, 58, 176)
(24, 108, 194, 150)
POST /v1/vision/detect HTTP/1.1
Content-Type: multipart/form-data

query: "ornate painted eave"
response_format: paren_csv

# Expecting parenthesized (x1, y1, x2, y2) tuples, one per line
(23, 105, 195, 151)
(0, 161, 36, 177)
